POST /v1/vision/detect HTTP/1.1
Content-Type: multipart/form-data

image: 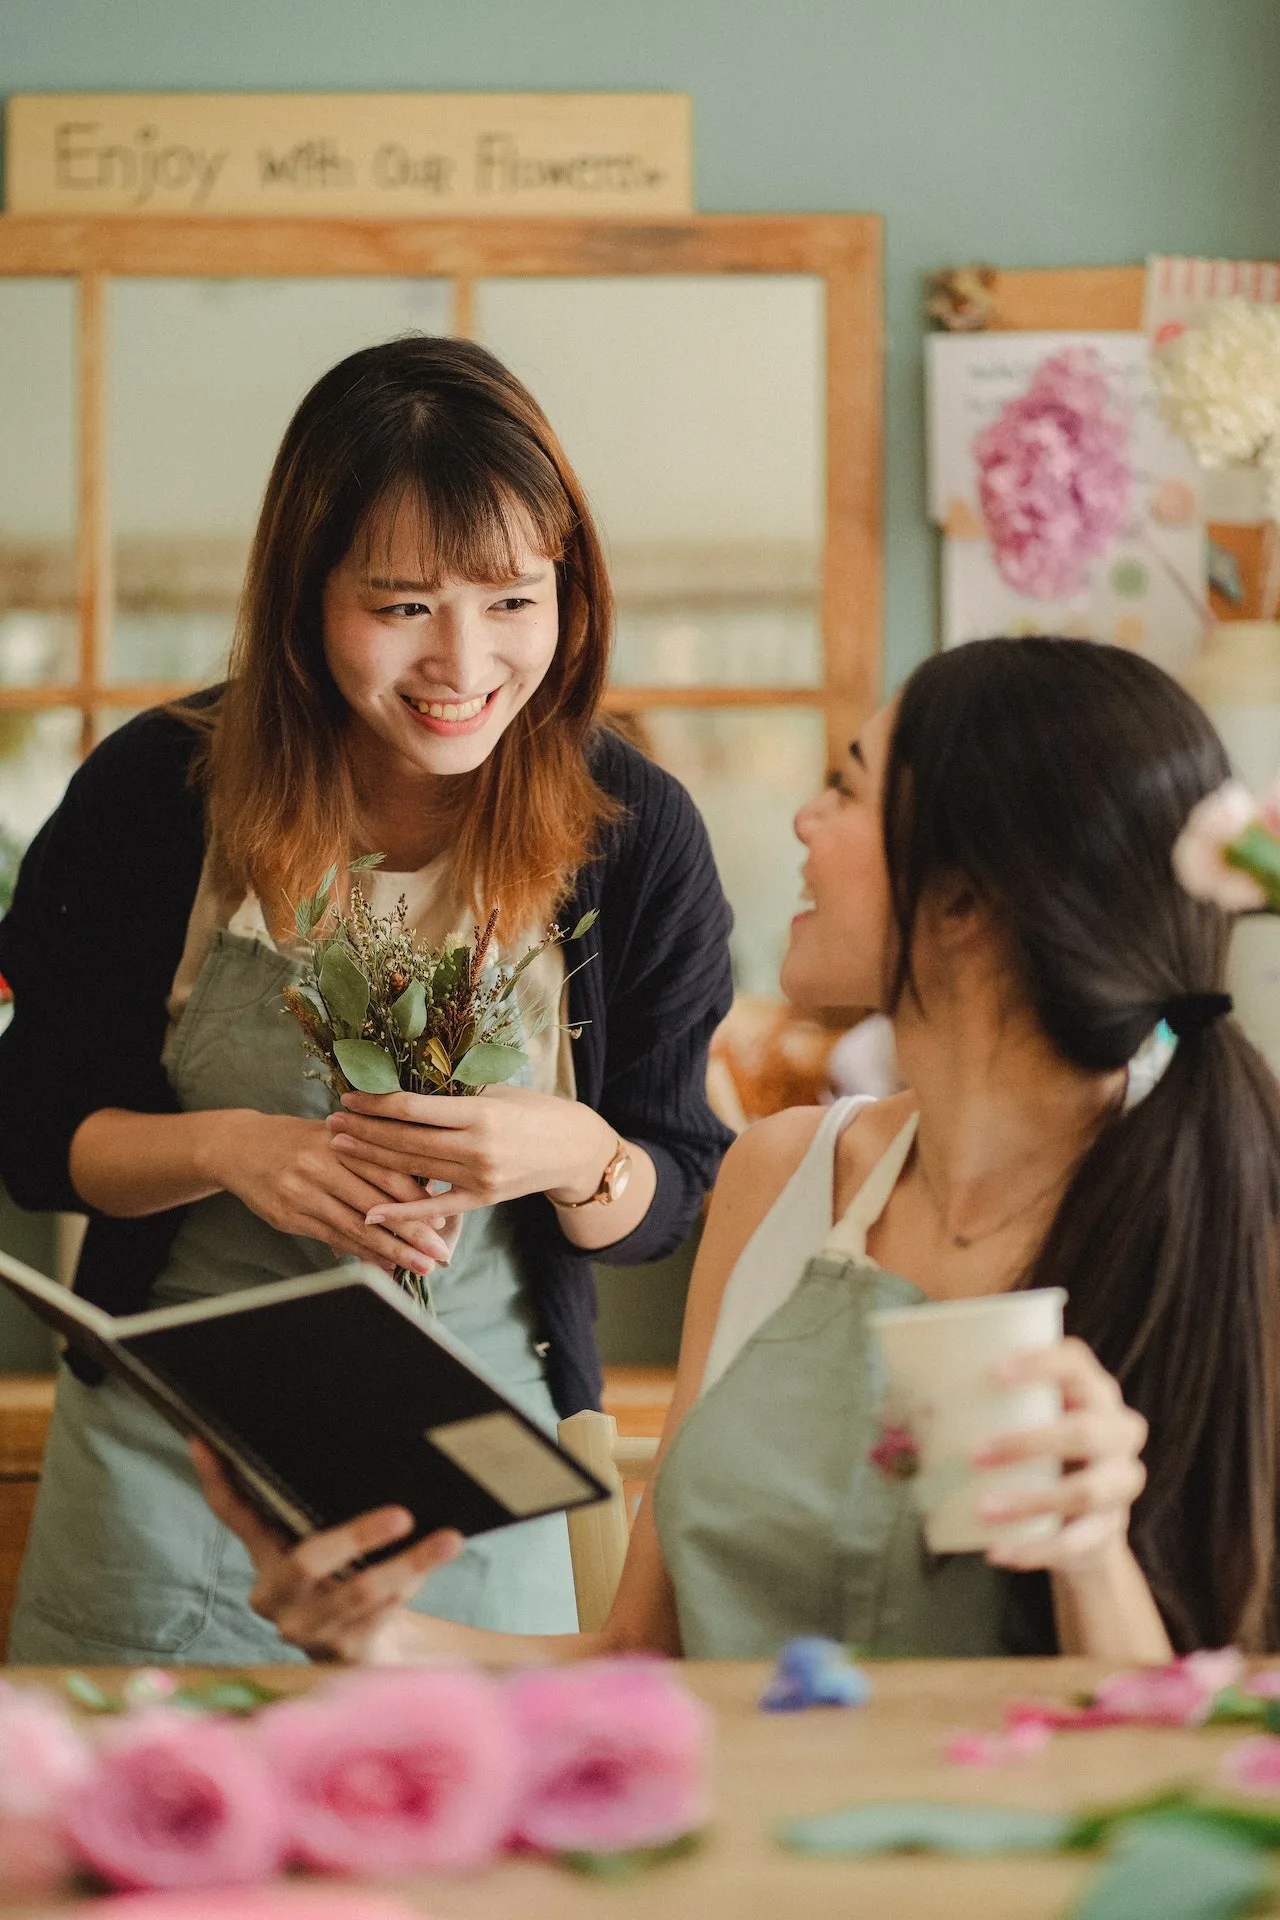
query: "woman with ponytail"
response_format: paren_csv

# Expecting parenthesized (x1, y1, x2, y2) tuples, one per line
(200, 636, 1280, 1663)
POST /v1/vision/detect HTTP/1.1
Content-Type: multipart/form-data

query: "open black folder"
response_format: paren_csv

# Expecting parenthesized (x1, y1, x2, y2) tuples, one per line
(0, 1250, 609, 1544)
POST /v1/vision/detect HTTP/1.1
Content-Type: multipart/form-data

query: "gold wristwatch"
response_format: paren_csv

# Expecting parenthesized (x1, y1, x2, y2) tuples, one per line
(555, 1138, 633, 1209)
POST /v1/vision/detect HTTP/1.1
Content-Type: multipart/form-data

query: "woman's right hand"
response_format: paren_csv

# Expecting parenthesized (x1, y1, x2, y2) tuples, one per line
(192, 1441, 459, 1662)
(204, 1110, 454, 1278)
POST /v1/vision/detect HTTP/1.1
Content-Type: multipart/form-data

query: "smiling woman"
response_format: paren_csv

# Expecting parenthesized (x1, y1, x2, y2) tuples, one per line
(0, 336, 734, 1663)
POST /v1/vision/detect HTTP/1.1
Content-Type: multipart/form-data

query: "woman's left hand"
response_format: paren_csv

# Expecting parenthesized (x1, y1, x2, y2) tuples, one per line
(326, 1083, 619, 1220)
(971, 1336, 1149, 1574)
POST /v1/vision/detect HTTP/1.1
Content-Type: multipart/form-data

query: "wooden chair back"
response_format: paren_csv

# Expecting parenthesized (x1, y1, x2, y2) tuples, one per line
(557, 1409, 659, 1633)
(0, 1374, 54, 1657)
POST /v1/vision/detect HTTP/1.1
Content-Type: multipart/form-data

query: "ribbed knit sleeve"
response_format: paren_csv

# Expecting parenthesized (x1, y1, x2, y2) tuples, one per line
(581, 733, 735, 1264)
(0, 709, 205, 1211)
(529, 730, 736, 1416)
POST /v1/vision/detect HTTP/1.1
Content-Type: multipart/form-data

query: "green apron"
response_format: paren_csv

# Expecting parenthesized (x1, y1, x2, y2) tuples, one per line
(653, 1182, 1011, 1661)
(10, 930, 575, 1665)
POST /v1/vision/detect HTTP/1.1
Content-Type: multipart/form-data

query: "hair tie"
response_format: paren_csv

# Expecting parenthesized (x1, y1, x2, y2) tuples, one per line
(1162, 991, 1234, 1038)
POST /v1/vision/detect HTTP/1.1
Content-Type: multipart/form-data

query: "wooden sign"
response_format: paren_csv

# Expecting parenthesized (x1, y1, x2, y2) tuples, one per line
(5, 93, 693, 218)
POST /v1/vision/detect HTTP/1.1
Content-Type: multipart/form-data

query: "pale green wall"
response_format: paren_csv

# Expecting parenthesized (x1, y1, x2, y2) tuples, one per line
(0, 0, 1277, 1362)
(2, 0, 1277, 687)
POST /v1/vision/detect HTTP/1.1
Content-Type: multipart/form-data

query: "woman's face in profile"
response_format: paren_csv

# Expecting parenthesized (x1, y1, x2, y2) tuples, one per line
(322, 500, 560, 781)
(781, 702, 895, 1014)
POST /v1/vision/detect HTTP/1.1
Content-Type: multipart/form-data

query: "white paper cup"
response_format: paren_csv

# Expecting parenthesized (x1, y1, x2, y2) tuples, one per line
(868, 1288, 1066, 1555)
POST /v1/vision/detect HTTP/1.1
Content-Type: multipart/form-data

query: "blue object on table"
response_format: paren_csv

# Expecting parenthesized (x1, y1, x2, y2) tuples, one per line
(761, 1636, 872, 1712)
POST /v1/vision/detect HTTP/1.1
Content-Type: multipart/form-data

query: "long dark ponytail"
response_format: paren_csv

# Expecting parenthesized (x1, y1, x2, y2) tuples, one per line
(885, 637, 1280, 1649)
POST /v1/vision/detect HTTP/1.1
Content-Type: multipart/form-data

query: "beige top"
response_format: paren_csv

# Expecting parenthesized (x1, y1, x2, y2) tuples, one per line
(166, 855, 576, 1100)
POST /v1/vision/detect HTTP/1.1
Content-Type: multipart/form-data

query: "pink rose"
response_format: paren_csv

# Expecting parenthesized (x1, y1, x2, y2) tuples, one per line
(1172, 783, 1268, 913)
(48, 1891, 426, 1920)
(258, 1667, 520, 1876)
(1222, 1735, 1280, 1798)
(508, 1658, 710, 1854)
(67, 1710, 287, 1890)
(0, 1683, 94, 1892)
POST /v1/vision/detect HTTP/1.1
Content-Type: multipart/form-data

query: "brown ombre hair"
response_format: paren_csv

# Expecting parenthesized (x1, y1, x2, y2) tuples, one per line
(884, 638, 1280, 1650)
(195, 335, 619, 934)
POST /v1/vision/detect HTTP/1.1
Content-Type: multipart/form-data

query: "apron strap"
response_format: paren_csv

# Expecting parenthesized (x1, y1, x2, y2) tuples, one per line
(820, 1112, 918, 1262)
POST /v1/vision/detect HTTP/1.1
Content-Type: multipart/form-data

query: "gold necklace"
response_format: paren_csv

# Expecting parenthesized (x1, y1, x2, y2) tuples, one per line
(913, 1149, 1069, 1251)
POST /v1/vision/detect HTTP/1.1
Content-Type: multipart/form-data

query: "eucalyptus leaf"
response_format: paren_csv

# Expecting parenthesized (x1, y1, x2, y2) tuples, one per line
(569, 909, 600, 940)
(452, 1041, 527, 1087)
(333, 1038, 402, 1093)
(390, 978, 427, 1040)
(1072, 1816, 1268, 1920)
(63, 1671, 120, 1714)
(778, 1802, 1071, 1860)
(561, 1831, 703, 1878)
(320, 945, 370, 1035)
(171, 1678, 283, 1716)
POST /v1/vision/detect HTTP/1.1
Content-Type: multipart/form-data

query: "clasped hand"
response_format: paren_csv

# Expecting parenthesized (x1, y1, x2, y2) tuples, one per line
(325, 1083, 617, 1229)
(214, 1111, 458, 1279)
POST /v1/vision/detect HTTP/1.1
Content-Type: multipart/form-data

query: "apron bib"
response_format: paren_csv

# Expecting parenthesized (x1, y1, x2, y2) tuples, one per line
(11, 930, 574, 1664)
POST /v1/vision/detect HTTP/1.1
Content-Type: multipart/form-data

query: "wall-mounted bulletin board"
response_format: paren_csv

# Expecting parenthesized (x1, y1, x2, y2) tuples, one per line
(929, 266, 1209, 672)
(928, 264, 1279, 667)
(0, 207, 882, 1003)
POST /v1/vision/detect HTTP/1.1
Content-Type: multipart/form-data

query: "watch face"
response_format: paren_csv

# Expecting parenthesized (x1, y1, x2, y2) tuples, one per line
(607, 1153, 633, 1202)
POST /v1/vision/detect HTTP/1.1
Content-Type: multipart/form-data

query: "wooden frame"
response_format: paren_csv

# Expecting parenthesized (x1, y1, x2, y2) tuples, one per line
(0, 213, 883, 769)
(979, 266, 1144, 333)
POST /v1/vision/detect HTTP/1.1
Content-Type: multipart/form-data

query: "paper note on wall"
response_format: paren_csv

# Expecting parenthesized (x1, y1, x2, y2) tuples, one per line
(926, 331, 1206, 670)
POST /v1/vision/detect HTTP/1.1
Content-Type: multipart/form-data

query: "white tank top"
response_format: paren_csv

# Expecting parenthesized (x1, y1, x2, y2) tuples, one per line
(700, 1095, 919, 1397)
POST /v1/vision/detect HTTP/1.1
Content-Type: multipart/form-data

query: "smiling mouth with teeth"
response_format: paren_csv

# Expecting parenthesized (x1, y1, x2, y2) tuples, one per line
(402, 691, 492, 722)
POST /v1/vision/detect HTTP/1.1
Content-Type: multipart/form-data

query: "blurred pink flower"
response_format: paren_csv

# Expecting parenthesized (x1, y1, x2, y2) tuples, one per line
(51, 1891, 427, 1920)
(974, 347, 1131, 599)
(1258, 777, 1280, 840)
(1172, 782, 1268, 913)
(508, 1658, 710, 1854)
(1008, 1648, 1243, 1733)
(1247, 1669, 1280, 1700)
(946, 1721, 1052, 1767)
(0, 1684, 94, 1892)
(1222, 1735, 1280, 1798)
(67, 1710, 286, 1891)
(258, 1667, 519, 1876)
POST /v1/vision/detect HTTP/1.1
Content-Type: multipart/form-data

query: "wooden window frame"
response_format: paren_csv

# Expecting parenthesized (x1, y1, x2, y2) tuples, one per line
(0, 211, 884, 767)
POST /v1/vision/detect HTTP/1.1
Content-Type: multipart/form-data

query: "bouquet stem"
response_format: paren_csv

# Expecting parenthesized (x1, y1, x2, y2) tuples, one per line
(394, 1264, 437, 1317)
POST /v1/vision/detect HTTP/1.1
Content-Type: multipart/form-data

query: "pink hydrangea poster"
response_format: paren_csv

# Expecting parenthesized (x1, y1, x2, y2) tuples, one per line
(926, 331, 1206, 669)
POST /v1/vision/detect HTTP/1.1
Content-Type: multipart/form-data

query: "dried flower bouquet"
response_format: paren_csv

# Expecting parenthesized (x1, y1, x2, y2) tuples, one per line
(282, 855, 596, 1307)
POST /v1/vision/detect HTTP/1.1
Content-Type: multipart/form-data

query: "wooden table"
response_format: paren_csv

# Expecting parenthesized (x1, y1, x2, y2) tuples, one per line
(1, 1657, 1265, 1917)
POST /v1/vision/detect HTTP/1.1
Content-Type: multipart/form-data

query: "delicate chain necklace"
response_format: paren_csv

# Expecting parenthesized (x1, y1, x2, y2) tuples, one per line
(913, 1149, 1068, 1251)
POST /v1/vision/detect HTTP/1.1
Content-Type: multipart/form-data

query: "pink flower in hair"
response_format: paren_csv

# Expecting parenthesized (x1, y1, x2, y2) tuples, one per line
(257, 1667, 520, 1876)
(508, 1658, 710, 1854)
(67, 1711, 286, 1890)
(974, 347, 1131, 599)
(0, 1683, 94, 1892)
(1172, 782, 1268, 913)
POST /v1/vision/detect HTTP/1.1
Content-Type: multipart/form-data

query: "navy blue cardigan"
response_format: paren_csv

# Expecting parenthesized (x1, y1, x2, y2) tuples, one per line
(0, 702, 735, 1415)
